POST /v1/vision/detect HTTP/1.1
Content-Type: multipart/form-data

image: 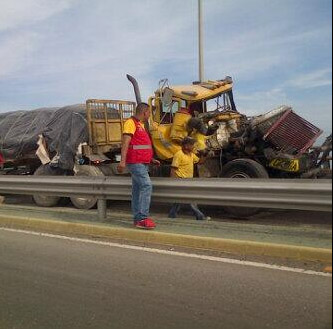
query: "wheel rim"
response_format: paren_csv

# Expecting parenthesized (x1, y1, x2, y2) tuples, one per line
(70, 166, 102, 208)
(73, 196, 96, 205)
(230, 172, 251, 178)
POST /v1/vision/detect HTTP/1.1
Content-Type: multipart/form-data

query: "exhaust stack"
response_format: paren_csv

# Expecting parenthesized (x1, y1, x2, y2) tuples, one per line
(126, 74, 142, 105)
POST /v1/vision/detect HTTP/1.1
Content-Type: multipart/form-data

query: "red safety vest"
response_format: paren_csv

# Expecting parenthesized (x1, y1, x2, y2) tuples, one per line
(126, 117, 153, 164)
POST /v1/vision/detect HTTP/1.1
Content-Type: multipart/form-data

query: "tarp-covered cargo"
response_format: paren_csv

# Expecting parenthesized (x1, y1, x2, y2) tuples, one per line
(0, 105, 88, 170)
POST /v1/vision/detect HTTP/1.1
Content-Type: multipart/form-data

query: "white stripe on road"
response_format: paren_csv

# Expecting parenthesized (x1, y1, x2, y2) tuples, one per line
(1, 227, 331, 278)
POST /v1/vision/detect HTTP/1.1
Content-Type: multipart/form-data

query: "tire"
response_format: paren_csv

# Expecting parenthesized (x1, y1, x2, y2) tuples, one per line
(70, 165, 104, 209)
(221, 159, 269, 218)
(32, 165, 61, 207)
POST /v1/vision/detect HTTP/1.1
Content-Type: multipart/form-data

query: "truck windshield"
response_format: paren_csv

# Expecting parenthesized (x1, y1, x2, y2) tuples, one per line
(162, 101, 179, 115)
(205, 92, 232, 113)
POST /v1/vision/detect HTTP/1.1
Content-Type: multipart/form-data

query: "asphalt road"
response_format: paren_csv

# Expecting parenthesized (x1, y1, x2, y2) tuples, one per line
(0, 229, 332, 329)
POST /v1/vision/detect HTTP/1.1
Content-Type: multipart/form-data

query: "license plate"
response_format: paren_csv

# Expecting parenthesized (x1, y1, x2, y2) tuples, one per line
(269, 158, 300, 172)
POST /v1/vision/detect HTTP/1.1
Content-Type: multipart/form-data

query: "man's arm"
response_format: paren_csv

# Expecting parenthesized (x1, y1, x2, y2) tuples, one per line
(170, 152, 180, 178)
(170, 167, 178, 178)
(198, 155, 207, 165)
(151, 158, 161, 166)
(117, 134, 132, 173)
(195, 150, 207, 165)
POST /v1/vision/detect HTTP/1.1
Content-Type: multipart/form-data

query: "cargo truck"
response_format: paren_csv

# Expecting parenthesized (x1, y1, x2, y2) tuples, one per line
(1, 75, 331, 216)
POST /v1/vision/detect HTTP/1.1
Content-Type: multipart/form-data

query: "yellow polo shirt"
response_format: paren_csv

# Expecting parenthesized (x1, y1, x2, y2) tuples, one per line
(171, 150, 199, 178)
(123, 118, 145, 135)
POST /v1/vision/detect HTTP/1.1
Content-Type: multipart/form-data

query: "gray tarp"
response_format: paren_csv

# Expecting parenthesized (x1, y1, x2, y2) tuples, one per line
(0, 105, 88, 170)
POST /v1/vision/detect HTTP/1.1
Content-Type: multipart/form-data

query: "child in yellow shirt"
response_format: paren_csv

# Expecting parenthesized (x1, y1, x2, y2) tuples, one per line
(169, 137, 210, 221)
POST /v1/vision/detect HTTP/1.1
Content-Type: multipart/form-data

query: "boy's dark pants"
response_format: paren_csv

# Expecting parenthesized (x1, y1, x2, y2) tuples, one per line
(169, 203, 205, 220)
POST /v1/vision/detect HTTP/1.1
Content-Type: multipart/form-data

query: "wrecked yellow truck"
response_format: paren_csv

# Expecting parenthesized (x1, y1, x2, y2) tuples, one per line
(0, 75, 331, 215)
(127, 75, 331, 178)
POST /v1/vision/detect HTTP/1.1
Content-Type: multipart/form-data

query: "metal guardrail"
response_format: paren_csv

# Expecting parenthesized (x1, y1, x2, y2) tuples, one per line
(0, 176, 331, 219)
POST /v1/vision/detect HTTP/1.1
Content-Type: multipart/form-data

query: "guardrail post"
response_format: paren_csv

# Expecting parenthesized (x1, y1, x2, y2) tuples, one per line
(97, 199, 107, 221)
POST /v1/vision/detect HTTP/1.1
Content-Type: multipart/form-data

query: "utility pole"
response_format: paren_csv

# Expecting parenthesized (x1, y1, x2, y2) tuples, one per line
(198, 0, 204, 82)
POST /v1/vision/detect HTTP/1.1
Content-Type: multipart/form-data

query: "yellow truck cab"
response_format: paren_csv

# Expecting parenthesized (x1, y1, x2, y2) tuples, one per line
(146, 77, 241, 161)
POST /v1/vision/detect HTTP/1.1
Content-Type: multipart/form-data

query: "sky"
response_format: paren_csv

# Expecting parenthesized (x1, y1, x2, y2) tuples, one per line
(0, 0, 332, 136)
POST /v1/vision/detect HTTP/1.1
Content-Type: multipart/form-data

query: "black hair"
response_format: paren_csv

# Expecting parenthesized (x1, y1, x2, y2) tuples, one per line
(136, 102, 149, 115)
(182, 137, 196, 146)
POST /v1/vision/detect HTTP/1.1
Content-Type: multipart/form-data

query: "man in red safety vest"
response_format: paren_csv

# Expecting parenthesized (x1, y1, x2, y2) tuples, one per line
(118, 103, 160, 229)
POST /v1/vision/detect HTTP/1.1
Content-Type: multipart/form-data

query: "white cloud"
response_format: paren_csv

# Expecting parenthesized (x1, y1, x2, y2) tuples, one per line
(236, 88, 291, 116)
(0, 0, 331, 138)
(0, 32, 40, 77)
(0, 0, 76, 31)
(0, 0, 198, 100)
(287, 68, 332, 89)
(235, 67, 332, 117)
(0, 0, 78, 79)
(292, 97, 332, 132)
(205, 10, 331, 81)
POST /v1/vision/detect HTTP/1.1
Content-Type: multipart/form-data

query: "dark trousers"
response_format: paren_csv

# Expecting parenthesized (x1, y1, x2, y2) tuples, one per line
(169, 203, 205, 220)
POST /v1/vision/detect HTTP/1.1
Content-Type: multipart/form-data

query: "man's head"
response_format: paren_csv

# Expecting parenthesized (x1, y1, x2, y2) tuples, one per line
(135, 102, 150, 122)
(181, 137, 196, 154)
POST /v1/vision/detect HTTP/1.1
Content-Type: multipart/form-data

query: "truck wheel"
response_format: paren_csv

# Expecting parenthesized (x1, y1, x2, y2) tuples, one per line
(33, 165, 61, 207)
(70, 165, 104, 209)
(221, 159, 269, 218)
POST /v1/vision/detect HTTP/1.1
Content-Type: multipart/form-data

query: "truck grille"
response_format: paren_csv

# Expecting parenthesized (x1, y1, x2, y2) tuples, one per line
(261, 109, 322, 155)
